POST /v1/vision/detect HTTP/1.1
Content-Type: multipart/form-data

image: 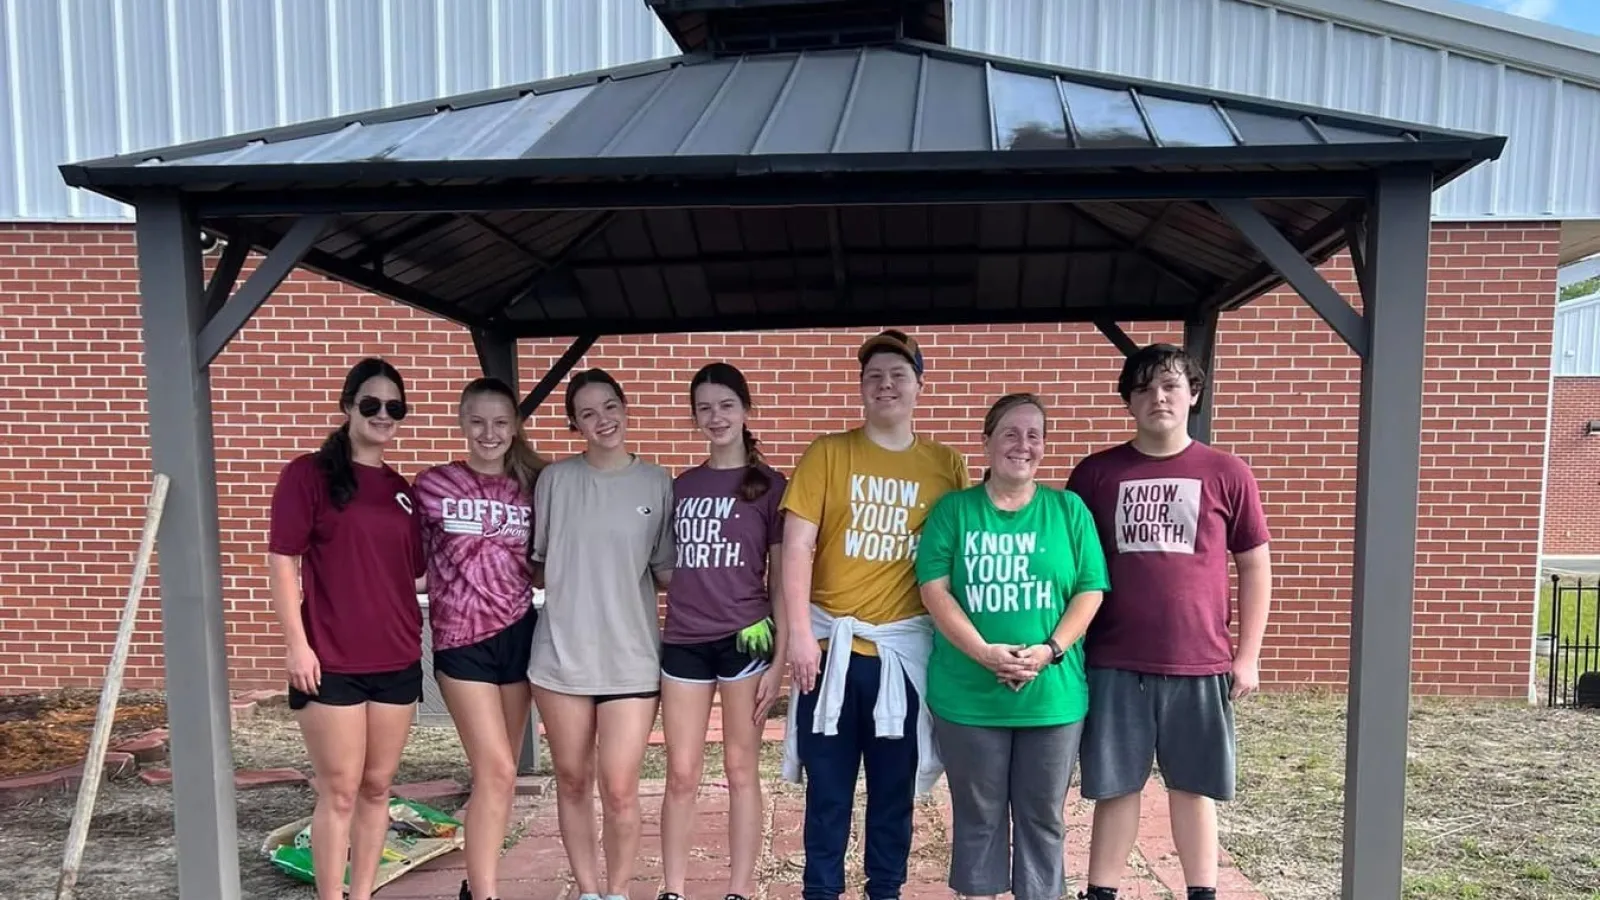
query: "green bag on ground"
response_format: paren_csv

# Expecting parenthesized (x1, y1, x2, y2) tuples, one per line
(265, 797, 464, 888)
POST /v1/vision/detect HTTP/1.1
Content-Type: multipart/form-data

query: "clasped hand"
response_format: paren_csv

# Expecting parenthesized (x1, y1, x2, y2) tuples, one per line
(977, 642, 1050, 691)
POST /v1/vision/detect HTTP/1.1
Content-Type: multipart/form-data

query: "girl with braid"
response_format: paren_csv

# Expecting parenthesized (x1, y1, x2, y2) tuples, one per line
(657, 362, 788, 900)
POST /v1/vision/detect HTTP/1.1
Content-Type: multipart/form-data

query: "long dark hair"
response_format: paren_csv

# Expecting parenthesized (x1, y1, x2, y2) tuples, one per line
(690, 362, 771, 502)
(460, 377, 547, 498)
(316, 357, 406, 509)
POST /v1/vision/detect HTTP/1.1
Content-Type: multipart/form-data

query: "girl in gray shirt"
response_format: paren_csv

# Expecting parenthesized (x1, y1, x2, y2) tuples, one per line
(528, 368, 674, 900)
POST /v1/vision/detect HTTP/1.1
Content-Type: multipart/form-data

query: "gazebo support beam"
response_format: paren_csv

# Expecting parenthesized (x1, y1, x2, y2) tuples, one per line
(1340, 165, 1432, 900)
(467, 328, 547, 776)
(1212, 198, 1368, 357)
(1183, 312, 1219, 444)
(518, 334, 598, 419)
(1093, 319, 1139, 357)
(135, 196, 241, 900)
(195, 214, 332, 367)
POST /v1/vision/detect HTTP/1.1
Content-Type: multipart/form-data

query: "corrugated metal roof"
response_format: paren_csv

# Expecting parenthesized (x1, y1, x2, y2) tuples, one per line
(1554, 292, 1600, 376)
(58, 39, 1502, 340)
(64, 42, 1492, 182)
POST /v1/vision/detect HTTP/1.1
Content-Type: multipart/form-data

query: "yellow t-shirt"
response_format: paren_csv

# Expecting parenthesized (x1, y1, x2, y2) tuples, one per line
(780, 428, 971, 655)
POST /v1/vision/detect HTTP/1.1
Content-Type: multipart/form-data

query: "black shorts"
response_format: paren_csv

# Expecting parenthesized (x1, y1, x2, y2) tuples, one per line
(661, 634, 769, 684)
(433, 605, 538, 686)
(288, 661, 424, 711)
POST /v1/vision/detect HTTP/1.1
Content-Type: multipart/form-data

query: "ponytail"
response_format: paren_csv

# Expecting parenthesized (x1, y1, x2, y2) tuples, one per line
(314, 423, 358, 509)
(738, 425, 772, 502)
(503, 432, 548, 499)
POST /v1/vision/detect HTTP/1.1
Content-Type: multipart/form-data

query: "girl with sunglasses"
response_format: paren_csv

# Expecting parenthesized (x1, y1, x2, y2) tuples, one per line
(527, 368, 675, 900)
(267, 357, 425, 900)
(414, 376, 547, 900)
(658, 362, 787, 900)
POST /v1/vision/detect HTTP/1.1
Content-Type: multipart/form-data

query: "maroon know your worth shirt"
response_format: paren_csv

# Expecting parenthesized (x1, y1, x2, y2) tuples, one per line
(1065, 441, 1270, 677)
(663, 462, 788, 645)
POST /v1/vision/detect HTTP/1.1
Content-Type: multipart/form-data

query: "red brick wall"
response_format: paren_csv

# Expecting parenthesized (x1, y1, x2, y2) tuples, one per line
(0, 222, 1558, 698)
(1543, 377, 1600, 557)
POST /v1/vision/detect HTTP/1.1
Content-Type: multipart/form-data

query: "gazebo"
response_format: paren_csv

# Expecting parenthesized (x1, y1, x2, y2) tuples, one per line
(59, 1, 1505, 898)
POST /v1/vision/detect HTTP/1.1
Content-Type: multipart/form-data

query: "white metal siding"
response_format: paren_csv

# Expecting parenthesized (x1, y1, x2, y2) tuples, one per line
(1554, 294, 1600, 376)
(1, 0, 1597, 222)
(952, 0, 1600, 223)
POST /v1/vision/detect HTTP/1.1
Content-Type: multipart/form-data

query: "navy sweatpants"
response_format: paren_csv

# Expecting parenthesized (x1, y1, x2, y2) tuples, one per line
(795, 651, 920, 900)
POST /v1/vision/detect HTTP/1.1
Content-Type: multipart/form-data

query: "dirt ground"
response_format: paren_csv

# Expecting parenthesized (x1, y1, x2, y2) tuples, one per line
(1, 693, 1597, 899)
(0, 689, 169, 777)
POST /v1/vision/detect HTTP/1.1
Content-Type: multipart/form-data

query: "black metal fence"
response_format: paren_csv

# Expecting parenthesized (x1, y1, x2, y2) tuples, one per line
(1542, 575, 1600, 708)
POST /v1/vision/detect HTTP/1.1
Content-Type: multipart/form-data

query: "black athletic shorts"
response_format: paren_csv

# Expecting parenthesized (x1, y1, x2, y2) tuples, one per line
(433, 604, 538, 686)
(288, 661, 424, 711)
(661, 633, 770, 684)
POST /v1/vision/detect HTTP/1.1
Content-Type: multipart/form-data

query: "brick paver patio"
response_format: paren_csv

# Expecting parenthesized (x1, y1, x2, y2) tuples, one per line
(377, 777, 1265, 900)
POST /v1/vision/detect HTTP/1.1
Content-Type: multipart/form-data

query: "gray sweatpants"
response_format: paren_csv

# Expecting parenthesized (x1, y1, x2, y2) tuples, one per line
(931, 712, 1084, 900)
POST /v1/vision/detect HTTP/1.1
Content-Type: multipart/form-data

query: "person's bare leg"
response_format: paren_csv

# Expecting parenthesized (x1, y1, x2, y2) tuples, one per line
(595, 696, 660, 895)
(1085, 793, 1143, 888)
(534, 686, 601, 895)
(296, 703, 367, 900)
(440, 675, 521, 899)
(1168, 790, 1219, 889)
(347, 701, 416, 900)
(500, 679, 533, 774)
(716, 674, 765, 898)
(660, 678, 715, 895)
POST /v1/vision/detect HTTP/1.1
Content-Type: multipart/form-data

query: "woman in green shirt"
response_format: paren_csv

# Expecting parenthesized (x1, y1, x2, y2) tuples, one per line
(915, 392, 1109, 900)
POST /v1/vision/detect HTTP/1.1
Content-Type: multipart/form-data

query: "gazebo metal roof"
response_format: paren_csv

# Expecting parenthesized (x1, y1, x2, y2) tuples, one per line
(62, 38, 1499, 341)
(58, 2, 1506, 899)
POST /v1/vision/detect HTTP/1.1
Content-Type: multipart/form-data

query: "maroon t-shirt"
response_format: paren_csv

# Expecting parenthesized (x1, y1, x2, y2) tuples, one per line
(1065, 441, 1270, 676)
(268, 453, 425, 674)
(663, 463, 787, 644)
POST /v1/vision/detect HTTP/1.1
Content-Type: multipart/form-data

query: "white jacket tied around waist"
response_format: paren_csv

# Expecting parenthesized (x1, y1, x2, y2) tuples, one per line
(780, 604, 943, 796)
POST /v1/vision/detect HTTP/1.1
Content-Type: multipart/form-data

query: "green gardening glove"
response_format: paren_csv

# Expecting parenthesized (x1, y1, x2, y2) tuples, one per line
(735, 617, 776, 661)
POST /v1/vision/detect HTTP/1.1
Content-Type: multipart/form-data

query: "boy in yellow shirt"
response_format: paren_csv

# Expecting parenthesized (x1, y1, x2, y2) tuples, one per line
(779, 330, 970, 900)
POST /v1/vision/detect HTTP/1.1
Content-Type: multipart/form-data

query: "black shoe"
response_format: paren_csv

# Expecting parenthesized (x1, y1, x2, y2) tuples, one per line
(726, 894, 751, 900)
(658, 893, 687, 900)
(460, 880, 472, 900)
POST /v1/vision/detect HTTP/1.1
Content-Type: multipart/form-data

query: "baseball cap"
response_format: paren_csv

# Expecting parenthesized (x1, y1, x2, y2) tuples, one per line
(857, 329, 925, 375)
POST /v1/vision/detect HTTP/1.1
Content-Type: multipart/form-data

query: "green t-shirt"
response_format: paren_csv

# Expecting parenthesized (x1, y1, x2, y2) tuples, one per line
(914, 483, 1110, 727)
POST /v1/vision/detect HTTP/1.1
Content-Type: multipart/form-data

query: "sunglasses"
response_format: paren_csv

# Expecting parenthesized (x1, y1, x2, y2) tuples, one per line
(356, 396, 408, 421)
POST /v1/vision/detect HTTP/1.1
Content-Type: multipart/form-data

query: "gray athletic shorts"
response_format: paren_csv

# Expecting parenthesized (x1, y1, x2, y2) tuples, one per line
(1078, 666, 1236, 802)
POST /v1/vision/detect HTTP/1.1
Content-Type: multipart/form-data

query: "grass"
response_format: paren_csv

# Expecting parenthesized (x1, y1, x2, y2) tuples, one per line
(1225, 691, 1600, 900)
(1537, 577, 1600, 643)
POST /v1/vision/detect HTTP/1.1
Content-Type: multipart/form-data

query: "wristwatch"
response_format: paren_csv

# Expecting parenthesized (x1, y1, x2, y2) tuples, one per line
(1043, 638, 1066, 666)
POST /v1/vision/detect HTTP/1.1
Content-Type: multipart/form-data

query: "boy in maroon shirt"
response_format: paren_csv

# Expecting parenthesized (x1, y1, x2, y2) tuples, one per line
(1065, 344, 1272, 900)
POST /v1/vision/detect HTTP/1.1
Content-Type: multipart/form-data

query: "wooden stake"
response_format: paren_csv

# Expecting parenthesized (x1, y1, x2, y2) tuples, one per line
(56, 472, 171, 900)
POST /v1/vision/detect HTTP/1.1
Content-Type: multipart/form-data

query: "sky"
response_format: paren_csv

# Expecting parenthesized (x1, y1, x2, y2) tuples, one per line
(1454, 0, 1600, 35)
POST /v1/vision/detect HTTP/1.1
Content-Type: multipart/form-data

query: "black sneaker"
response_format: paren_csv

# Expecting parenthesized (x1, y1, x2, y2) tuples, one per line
(726, 894, 751, 900)
(460, 880, 472, 900)
(658, 893, 687, 900)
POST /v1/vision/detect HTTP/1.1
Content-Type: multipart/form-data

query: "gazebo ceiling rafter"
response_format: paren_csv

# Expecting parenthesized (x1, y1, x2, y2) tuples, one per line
(58, 2, 1505, 899)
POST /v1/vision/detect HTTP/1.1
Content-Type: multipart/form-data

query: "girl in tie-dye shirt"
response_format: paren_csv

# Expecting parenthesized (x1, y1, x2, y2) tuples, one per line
(414, 376, 546, 900)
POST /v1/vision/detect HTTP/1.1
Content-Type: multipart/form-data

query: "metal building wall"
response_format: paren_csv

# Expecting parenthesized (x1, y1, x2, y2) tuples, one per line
(1553, 294, 1600, 376)
(1, 0, 1598, 222)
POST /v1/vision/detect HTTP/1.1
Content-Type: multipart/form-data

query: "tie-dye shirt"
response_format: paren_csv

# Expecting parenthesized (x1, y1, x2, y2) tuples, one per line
(414, 461, 536, 651)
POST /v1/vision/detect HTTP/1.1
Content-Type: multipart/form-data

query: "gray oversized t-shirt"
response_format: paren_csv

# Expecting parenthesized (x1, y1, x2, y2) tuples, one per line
(527, 454, 675, 694)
